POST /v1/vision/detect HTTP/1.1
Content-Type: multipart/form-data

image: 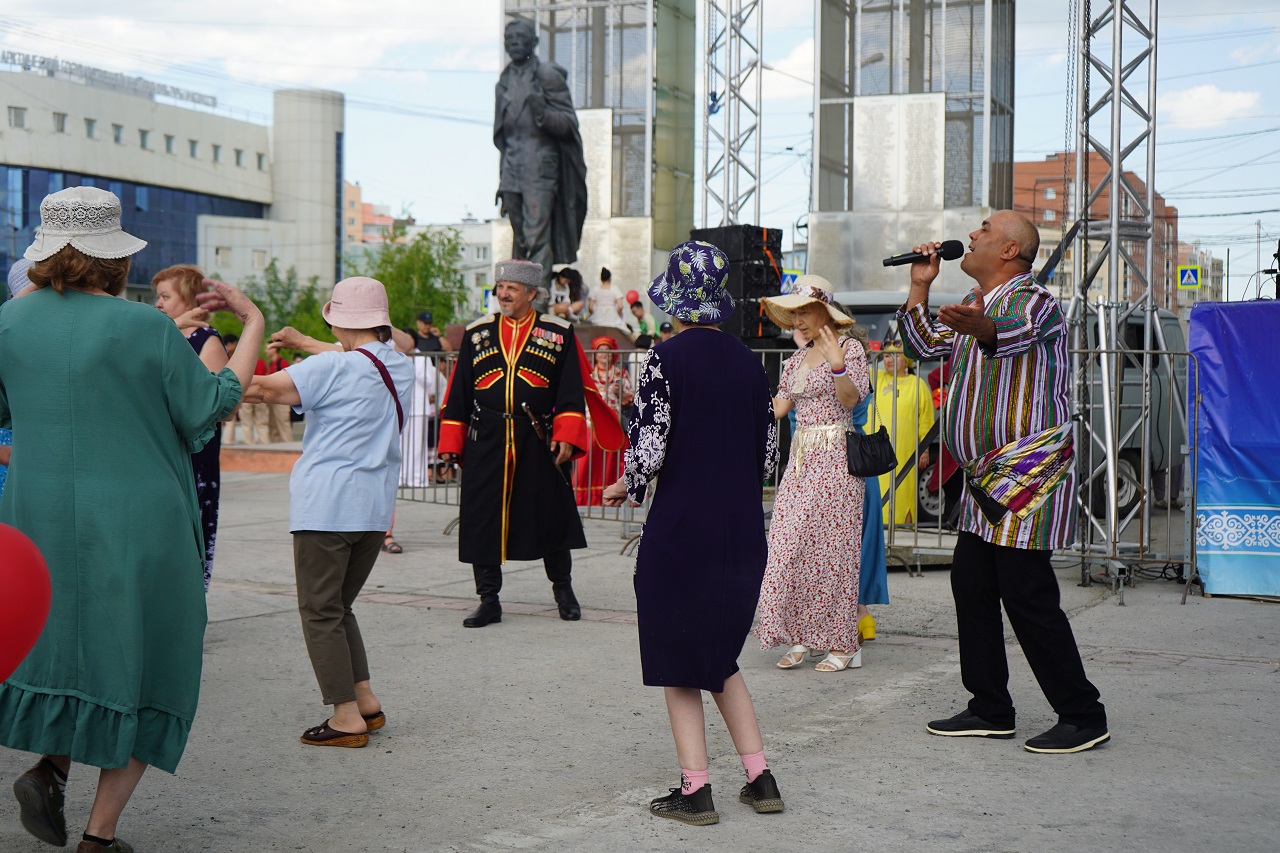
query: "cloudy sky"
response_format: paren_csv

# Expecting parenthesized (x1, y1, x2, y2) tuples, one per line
(3, 0, 1277, 299)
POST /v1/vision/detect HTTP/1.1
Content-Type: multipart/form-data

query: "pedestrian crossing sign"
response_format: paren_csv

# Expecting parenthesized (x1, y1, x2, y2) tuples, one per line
(1177, 265, 1201, 289)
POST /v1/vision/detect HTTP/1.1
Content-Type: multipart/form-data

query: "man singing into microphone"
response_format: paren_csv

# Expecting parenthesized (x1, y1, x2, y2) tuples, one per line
(899, 211, 1109, 754)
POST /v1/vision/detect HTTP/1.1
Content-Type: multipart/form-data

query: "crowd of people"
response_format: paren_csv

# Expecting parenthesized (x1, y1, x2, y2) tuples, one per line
(0, 188, 1107, 847)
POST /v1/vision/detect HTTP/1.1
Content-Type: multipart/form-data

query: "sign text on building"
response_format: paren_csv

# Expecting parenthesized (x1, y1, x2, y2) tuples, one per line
(1, 51, 217, 108)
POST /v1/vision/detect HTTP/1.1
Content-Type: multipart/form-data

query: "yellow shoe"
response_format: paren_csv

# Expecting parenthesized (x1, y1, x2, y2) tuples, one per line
(858, 614, 877, 642)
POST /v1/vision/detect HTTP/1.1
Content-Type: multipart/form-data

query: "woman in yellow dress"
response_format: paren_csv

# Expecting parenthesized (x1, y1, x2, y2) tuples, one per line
(873, 343, 935, 524)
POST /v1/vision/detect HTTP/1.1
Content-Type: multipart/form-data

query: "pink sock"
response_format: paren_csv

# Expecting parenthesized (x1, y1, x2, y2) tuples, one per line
(740, 750, 769, 782)
(680, 768, 709, 794)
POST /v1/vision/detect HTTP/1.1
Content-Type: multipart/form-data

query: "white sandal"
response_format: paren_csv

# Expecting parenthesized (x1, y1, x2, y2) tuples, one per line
(776, 645, 807, 669)
(815, 649, 862, 672)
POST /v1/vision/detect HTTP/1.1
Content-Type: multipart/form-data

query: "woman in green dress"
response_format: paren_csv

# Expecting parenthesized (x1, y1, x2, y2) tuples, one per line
(0, 187, 266, 853)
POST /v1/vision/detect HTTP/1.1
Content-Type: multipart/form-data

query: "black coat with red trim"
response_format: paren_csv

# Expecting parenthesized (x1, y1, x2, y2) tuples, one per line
(439, 311, 589, 565)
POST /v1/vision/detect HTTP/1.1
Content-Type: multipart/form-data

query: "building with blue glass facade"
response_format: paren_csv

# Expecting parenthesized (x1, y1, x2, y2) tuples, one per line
(1, 57, 343, 301)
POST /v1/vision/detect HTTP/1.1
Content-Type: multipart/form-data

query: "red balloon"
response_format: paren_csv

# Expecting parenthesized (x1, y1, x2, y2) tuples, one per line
(626, 289, 640, 305)
(0, 524, 52, 683)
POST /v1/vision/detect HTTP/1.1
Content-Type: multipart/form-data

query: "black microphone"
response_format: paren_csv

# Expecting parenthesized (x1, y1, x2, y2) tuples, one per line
(882, 240, 965, 267)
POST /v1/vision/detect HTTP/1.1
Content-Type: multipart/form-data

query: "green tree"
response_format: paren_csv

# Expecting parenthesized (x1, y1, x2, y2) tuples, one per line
(346, 224, 468, 329)
(210, 260, 332, 350)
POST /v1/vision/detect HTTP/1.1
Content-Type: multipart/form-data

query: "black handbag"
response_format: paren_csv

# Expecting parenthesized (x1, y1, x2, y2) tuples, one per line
(846, 426, 896, 477)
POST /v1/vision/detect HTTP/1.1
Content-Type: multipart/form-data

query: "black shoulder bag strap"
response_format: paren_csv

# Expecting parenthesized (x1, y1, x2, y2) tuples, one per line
(354, 347, 405, 432)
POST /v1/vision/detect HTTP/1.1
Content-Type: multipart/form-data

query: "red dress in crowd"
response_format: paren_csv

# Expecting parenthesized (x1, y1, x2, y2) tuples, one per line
(574, 336, 633, 506)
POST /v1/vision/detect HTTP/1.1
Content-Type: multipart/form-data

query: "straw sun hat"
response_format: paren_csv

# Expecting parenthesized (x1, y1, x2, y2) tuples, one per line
(760, 274, 855, 330)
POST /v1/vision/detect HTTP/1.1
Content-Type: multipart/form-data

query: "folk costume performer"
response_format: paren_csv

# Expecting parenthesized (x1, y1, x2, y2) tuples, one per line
(439, 259, 625, 628)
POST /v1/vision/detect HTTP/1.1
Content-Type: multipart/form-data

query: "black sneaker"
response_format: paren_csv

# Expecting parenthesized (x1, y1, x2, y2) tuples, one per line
(1024, 722, 1110, 754)
(649, 783, 719, 826)
(738, 770, 784, 813)
(926, 710, 1016, 738)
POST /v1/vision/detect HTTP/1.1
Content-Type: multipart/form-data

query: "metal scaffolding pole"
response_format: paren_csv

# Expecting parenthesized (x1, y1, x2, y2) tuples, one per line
(1066, 0, 1163, 588)
(702, 0, 763, 226)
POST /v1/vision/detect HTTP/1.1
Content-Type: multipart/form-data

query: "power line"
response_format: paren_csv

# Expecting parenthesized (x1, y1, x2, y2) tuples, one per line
(1158, 209, 1280, 219)
(1159, 125, 1280, 146)
(3, 14, 491, 32)
(1164, 149, 1280, 191)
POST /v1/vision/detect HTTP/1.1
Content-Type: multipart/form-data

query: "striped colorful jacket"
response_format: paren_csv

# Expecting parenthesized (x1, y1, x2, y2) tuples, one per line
(896, 271, 1076, 550)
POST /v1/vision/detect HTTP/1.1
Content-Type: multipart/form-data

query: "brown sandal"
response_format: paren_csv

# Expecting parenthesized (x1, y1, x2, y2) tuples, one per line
(362, 711, 386, 731)
(382, 535, 403, 554)
(300, 721, 368, 748)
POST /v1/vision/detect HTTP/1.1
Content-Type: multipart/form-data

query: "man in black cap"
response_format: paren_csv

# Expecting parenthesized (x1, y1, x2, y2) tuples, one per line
(414, 311, 452, 353)
(658, 321, 676, 343)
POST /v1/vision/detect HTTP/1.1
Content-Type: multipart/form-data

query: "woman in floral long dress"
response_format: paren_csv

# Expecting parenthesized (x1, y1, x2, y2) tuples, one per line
(755, 275, 871, 672)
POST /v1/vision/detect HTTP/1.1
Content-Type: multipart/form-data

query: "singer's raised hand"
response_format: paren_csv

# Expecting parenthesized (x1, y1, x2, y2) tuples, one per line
(937, 285, 996, 347)
(909, 241, 944, 289)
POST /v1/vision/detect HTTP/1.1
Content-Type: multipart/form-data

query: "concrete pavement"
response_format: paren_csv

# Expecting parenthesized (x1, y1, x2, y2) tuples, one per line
(2, 472, 1277, 852)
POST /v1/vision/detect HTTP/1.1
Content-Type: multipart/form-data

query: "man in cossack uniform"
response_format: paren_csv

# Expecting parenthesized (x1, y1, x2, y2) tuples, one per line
(439, 259, 623, 628)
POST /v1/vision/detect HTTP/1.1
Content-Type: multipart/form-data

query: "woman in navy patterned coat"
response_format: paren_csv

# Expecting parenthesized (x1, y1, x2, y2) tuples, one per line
(604, 241, 784, 826)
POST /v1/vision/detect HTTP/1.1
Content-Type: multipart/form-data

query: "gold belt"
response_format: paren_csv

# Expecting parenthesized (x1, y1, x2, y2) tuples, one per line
(791, 423, 846, 476)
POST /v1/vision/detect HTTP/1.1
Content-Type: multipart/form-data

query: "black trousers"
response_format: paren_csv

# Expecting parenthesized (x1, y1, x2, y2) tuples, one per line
(951, 532, 1106, 729)
(472, 549, 572, 599)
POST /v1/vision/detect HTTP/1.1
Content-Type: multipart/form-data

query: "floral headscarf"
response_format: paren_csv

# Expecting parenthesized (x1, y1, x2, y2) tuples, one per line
(647, 240, 735, 325)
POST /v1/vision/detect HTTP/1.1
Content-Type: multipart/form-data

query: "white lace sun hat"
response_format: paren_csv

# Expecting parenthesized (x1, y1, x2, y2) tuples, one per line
(24, 186, 147, 262)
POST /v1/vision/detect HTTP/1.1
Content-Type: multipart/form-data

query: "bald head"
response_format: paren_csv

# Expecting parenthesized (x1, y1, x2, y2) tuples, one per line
(993, 210, 1040, 270)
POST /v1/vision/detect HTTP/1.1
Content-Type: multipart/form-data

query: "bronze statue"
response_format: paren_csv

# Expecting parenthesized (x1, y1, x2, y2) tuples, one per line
(494, 17, 588, 281)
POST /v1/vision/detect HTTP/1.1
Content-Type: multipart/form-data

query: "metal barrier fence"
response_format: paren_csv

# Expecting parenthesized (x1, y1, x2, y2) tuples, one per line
(396, 347, 958, 561)
(1070, 347, 1201, 599)
(395, 345, 1201, 583)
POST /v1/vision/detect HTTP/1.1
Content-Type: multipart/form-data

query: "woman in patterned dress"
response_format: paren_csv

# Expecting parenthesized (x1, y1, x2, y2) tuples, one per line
(152, 264, 230, 591)
(755, 275, 871, 672)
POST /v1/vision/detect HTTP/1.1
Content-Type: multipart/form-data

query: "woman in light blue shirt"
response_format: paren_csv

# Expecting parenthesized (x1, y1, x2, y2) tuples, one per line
(241, 276, 412, 749)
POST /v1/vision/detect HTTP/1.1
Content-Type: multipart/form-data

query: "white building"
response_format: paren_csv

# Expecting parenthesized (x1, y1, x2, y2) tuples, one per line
(1, 52, 344, 300)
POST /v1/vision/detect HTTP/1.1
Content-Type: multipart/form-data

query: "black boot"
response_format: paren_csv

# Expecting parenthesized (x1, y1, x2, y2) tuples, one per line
(463, 596, 502, 628)
(544, 551, 580, 621)
(464, 565, 503, 628)
(552, 583, 581, 621)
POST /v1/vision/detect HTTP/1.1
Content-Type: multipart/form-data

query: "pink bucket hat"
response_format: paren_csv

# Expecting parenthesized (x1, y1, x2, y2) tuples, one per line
(322, 276, 392, 329)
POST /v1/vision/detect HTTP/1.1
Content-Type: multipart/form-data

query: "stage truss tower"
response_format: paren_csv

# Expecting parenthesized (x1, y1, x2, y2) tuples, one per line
(1066, 0, 1189, 588)
(702, 0, 763, 226)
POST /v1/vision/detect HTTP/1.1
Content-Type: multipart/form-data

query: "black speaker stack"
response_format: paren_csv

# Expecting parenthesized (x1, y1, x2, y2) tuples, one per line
(688, 224, 788, 348)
